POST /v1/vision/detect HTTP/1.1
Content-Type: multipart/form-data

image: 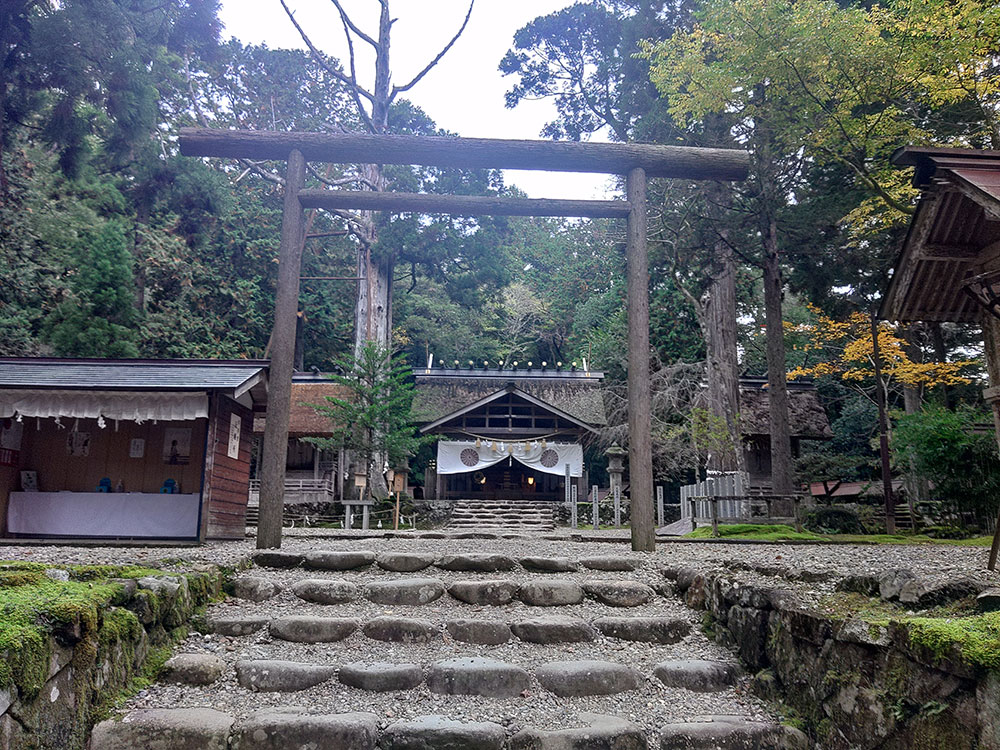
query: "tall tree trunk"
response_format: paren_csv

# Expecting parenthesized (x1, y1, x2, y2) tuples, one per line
(703, 234, 744, 473)
(762, 217, 794, 495)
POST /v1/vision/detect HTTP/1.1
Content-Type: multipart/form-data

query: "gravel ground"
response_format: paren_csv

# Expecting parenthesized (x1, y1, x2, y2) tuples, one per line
(6, 532, 997, 743)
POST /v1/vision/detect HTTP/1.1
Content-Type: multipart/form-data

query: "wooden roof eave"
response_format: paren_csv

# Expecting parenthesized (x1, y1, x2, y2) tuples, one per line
(418, 385, 599, 436)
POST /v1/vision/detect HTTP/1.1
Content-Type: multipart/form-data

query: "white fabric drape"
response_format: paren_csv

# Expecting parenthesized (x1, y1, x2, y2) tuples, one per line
(0, 390, 208, 422)
(437, 440, 583, 477)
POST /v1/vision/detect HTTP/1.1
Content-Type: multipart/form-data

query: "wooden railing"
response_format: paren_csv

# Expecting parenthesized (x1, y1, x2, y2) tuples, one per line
(248, 478, 335, 506)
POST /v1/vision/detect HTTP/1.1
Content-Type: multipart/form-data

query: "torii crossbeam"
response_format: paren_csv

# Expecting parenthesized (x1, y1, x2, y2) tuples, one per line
(178, 127, 749, 552)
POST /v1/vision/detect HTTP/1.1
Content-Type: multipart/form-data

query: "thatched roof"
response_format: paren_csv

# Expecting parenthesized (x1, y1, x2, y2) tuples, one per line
(253, 375, 352, 436)
(739, 378, 832, 440)
(412, 368, 607, 427)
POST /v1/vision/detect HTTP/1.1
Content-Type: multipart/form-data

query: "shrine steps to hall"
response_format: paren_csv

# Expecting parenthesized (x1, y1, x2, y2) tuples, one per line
(445, 497, 557, 532)
(92, 547, 807, 750)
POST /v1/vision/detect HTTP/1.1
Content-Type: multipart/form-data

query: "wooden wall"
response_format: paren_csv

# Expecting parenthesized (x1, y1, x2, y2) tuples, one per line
(18, 418, 207, 494)
(202, 395, 253, 540)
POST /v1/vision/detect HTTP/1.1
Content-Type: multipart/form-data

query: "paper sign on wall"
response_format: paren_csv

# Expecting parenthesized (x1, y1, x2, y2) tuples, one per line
(227, 414, 241, 459)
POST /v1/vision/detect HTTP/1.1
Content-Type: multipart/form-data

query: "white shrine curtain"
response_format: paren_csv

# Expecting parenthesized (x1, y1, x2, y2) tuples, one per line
(437, 439, 583, 477)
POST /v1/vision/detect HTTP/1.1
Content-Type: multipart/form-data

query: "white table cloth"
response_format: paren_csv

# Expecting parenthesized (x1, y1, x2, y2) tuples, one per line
(7, 491, 200, 538)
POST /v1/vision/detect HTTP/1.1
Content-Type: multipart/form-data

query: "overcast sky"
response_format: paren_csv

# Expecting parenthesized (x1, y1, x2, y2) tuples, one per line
(217, 0, 615, 199)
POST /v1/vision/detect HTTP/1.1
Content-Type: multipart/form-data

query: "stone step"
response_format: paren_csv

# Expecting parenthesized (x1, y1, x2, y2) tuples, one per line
(658, 718, 809, 749)
(91, 709, 654, 750)
(249, 551, 650, 574)
(207, 614, 693, 645)
(227, 657, 646, 697)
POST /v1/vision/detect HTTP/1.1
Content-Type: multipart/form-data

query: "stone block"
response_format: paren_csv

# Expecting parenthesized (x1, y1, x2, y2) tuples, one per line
(90, 708, 233, 750)
(653, 660, 739, 692)
(535, 660, 642, 697)
(448, 579, 519, 606)
(207, 616, 269, 636)
(376, 553, 437, 572)
(511, 616, 596, 644)
(235, 660, 335, 692)
(518, 580, 584, 607)
(435, 554, 517, 572)
(510, 713, 648, 750)
(382, 716, 505, 750)
(426, 657, 530, 697)
(162, 653, 225, 686)
(658, 719, 808, 749)
(363, 616, 436, 643)
(251, 551, 304, 569)
(291, 578, 358, 605)
(338, 662, 423, 692)
(231, 576, 281, 602)
(593, 617, 691, 644)
(303, 550, 375, 571)
(582, 580, 654, 608)
(364, 578, 445, 605)
(231, 710, 378, 749)
(580, 556, 641, 572)
(269, 616, 358, 643)
(520, 556, 579, 573)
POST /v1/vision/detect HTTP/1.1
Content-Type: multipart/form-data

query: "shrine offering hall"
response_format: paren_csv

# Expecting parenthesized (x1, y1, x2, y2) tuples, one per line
(413, 367, 606, 501)
(0, 359, 267, 542)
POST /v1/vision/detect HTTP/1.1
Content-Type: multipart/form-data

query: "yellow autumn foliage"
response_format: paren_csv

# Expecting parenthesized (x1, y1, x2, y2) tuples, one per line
(787, 305, 975, 388)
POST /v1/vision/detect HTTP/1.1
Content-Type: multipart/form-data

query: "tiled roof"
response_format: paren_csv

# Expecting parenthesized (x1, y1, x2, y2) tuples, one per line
(0, 358, 268, 392)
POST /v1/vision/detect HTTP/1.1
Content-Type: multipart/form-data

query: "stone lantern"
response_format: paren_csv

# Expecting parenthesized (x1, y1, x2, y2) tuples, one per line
(605, 442, 626, 527)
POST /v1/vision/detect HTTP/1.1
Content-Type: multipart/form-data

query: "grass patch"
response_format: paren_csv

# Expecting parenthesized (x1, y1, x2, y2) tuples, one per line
(685, 523, 824, 542)
(681, 525, 993, 546)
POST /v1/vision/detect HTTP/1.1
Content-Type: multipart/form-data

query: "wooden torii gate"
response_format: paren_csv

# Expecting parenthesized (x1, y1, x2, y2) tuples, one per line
(178, 128, 749, 552)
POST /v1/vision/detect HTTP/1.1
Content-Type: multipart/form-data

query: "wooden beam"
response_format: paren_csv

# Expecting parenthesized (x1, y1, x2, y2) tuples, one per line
(256, 150, 307, 550)
(298, 189, 632, 218)
(626, 167, 655, 553)
(917, 244, 980, 260)
(179, 128, 749, 181)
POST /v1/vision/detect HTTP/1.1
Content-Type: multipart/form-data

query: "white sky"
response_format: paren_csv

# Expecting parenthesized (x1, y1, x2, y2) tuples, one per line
(217, 0, 616, 200)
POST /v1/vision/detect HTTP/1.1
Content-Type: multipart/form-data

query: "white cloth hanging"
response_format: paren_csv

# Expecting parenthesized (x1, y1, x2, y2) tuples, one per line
(0, 390, 208, 422)
(437, 440, 583, 477)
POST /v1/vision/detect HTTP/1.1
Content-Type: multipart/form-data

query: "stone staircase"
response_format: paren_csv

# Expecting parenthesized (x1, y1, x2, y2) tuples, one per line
(92, 542, 808, 749)
(446, 498, 557, 532)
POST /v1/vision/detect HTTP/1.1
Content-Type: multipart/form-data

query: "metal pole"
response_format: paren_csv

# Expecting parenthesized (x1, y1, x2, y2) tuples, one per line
(871, 311, 896, 534)
(257, 150, 307, 549)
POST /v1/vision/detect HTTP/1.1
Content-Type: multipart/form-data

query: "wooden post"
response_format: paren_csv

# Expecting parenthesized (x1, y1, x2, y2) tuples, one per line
(614, 483, 622, 528)
(656, 485, 665, 528)
(257, 150, 306, 549)
(564, 463, 572, 527)
(626, 167, 655, 552)
(362, 504, 370, 531)
(871, 312, 896, 534)
(570, 481, 578, 529)
(592, 484, 599, 530)
(344, 503, 352, 529)
(793, 495, 803, 533)
(689, 498, 698, 530)
(394, 491, 400, 531)
(711, 497, 719, 538)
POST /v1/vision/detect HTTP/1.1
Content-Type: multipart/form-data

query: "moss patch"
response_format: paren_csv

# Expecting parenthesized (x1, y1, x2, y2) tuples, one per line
(905, 612, 1000, 671)
(0, 561, 169, 696)
(686, 524, 824, 542)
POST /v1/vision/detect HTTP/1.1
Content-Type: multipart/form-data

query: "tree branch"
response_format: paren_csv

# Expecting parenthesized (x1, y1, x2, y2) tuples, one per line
(391, 0, 474, 98)
(278, 0, 376, 105)
(330, 0, 381, 50)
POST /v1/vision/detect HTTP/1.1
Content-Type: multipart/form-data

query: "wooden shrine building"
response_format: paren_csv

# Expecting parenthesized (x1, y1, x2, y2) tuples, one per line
(251, 372, 351, 510)
(413, 366, 606, 502)
(881, 146, 1000, 566)
(0, 358, 267, 542)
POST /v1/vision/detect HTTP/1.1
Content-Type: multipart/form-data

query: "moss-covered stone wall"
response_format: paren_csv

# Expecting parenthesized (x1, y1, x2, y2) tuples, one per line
(0, 562, 221, 750)
(666, 566, 999, 750)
